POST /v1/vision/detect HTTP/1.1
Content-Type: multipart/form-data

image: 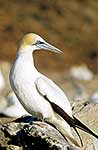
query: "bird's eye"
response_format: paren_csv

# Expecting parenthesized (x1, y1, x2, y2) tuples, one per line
(36, 41, 44, 45)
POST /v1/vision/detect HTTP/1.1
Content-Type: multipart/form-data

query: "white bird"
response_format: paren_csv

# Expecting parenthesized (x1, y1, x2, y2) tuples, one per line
(10, 33, 98, 147)
(0, 92, 29, 117)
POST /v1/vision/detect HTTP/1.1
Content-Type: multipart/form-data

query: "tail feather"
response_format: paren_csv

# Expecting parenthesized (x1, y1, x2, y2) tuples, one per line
(45, 97, 98, 146)
(49, 101, 98, 144)
(46, 116, 80, 147)
(73, 116, 98, 139)
(73, 127, 83, 147)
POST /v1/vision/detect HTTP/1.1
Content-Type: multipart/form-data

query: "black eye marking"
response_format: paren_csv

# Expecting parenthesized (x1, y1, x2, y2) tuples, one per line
(31, 41, 44, 46)
(36, 41, 44, 45)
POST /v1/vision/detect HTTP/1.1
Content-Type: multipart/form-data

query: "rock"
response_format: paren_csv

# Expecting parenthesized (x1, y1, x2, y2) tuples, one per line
(72, 100, 98, 149)
(69, 65, 93, 81)
(72, 83, 88, 101)
(89, 91, 98, 104)
(0, 61, 11, 96)
(0, 100, 98, 150)
(0, 68, 5, 92)
(0, 116, 75, 150)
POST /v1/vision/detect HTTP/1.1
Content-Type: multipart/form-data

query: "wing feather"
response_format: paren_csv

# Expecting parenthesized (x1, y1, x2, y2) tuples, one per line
(35, 77, 72, 117)
(35, 76, 98, 146)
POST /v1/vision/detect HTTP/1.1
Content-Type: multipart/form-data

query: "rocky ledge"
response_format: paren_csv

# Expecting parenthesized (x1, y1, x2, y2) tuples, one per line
(0, 116, 75, 150)
(0, 99, 98, 150)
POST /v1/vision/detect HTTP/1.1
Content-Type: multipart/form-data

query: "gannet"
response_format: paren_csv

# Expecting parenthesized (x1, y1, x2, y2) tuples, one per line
(0, 92, 29, 117)
(10, 33, 98, 146)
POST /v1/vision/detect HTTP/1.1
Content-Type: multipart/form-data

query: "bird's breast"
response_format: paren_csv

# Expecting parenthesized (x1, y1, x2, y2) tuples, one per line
(10, 60, 54, 119)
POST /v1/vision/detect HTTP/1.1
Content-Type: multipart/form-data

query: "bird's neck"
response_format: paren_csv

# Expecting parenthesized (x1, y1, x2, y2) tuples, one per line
(16, 51, 36, 71)
(18, 51, 34, 62)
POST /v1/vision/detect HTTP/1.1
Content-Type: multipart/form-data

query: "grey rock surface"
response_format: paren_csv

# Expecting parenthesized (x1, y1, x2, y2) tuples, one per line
(0, 116, 76, 150)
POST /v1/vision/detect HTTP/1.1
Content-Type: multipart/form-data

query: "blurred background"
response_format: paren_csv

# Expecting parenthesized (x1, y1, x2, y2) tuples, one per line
(0, 1, 98, 148)
(0, 0, 98, 117)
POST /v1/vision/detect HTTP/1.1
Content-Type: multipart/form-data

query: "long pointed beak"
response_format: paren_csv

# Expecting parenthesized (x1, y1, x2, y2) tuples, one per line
(37, 41, 62, 53)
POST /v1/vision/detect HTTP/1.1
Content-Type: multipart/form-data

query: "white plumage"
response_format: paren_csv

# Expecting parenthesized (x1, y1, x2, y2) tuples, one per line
(10, 33, 98, 147)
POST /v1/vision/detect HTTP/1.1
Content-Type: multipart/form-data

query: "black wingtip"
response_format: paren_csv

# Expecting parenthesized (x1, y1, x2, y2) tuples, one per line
(73, 127, 83, 147)
(73, 116, 98, 139)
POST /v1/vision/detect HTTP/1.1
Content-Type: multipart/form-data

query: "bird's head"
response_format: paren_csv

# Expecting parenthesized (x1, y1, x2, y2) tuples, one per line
(19, 33, 62, 53)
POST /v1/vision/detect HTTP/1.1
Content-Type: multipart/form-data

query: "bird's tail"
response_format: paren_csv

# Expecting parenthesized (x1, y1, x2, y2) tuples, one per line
(46, 116, 80, 147)
(49, 101, 98, 146)
(73, 116, 98, 139)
